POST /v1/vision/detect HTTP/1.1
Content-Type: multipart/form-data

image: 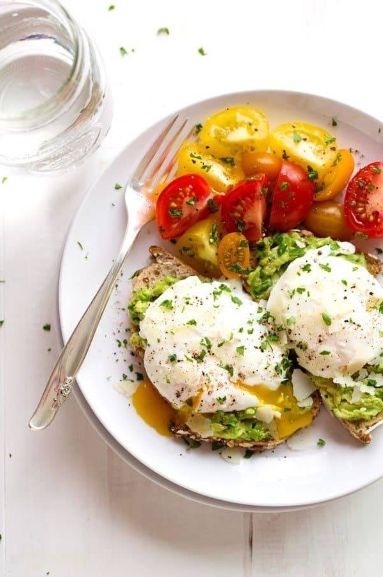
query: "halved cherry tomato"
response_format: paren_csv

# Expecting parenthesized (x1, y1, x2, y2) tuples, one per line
(218, 233, 250, 279)
(176, 215, 223, 278)
(156, 174, 211, 239)
(344, 161, 383, 239)
(270, 122, 337, 180)
(315, 149, 355, 202)
(177, 142, 244, 193)
(304, 201, 352, 241)
(242, 152, 282, 181)
(221, 175, 268, 241)
(200, 106, 269, 157)
(269, 161, 315, 232)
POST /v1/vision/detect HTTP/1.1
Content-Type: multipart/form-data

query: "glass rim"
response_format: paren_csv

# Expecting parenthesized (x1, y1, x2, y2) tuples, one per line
(0, 0, 83, 130)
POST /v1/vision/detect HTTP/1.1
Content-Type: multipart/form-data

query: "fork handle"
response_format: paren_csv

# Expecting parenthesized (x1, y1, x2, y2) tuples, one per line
(29, 224, 140, 430)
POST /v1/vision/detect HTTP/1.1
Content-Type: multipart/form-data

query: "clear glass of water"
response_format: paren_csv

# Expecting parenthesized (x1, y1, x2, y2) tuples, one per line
(0, 0, 112, 173)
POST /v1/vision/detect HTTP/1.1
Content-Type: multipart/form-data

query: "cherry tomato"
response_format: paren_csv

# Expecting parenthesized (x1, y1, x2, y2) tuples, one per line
(315, 149, 355, 202)
(218, 233, 250, 279)
(242, 152, 282, 181)
(176, 216, 223, 278)
(177, 141, 244, 193)
(344, 161, 383, 239)
(156, 174, 211, 239)
(221, 175, 268, 241)
(270, 122, 337, 180)
(269, 161, 315, 232)
(199, 106, 269, 157)
(304, 201, 352, 241)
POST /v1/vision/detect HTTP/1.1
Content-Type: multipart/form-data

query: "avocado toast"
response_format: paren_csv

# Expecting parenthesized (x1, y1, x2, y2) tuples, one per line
(243, 230, 383, 445)
(128, 246, 321, 452)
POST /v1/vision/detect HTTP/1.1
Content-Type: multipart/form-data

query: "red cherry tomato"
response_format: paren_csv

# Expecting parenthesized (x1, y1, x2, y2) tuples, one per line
(269, 161, 315, 232)
(221, 175, 268, 241)
(344, 161, 383, 239)
(156, 174, 212, 239)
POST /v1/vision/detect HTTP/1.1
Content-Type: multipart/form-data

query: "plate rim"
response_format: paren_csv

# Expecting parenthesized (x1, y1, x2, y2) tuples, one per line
(59, 88, 383, 508)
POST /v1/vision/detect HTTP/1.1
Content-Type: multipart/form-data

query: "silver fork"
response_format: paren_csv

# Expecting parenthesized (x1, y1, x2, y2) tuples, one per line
(29, 114, 193, 430)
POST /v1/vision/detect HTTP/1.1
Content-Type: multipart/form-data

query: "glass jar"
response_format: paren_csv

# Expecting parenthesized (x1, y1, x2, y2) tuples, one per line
(0, 0, 112, 173)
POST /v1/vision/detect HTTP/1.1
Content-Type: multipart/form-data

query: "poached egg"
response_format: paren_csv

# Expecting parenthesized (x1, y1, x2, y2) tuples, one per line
(139, 276, 290, 413)
(267, 243, 383, 378)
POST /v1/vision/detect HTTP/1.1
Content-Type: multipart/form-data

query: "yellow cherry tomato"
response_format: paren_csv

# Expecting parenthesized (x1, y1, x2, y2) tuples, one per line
(176, 215, 223, 278)
(304, 200, 352, 241)
(270, 122, 337, 180)
(199, 106, 269, 157)
(177, 142, 244, 193)
(242, 151, 282, 180)
(218, 232, 250, 279)
(314, 149, 355, 201)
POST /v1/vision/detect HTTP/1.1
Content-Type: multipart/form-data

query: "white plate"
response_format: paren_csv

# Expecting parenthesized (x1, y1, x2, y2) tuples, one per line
(59, 90, 383, 509)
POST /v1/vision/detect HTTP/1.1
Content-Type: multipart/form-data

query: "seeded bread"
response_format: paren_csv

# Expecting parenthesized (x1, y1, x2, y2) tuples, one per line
(129, 245, 322, 451)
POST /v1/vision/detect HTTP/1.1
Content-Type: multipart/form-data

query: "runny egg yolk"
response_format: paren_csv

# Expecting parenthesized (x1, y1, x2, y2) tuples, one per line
(132, 381, 176, 437)
(132, 380, 312, 439)
(239, 383, 313, 438)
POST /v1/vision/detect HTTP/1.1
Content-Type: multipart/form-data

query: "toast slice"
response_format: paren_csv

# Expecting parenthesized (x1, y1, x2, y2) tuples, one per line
(129, 246, 321, 452)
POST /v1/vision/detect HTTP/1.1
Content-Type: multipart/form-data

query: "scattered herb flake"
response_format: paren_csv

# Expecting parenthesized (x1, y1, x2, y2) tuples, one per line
(43, 324, 51, 331)
(157, 27, 170, 35)
(119, 46, 128, 56)
(317, 438, 326, 447)
(198, 47, 207, 56)
(322, 313, 332, 326)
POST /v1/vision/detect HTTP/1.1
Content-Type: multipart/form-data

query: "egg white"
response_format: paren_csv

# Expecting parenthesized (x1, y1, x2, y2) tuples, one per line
(139, 276, 290, 412)
(267, 243, 383, 378)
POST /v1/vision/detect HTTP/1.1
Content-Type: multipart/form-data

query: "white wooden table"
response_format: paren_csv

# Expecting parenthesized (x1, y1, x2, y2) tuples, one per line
(1, 0, 383, 575)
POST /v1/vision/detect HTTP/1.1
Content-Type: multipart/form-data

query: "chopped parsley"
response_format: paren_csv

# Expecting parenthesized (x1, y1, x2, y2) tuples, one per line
(219, 283, 231, 292)
(325, 137, 336, 146)
(320, 350, 331, 355)
(168, 354, 177, 364)
(217, 396, 227, 404)
(236, 346, 245, 356)
(135, 372, 144, 381)
(317, 438, 326, 447)
(341, 279, 348, 286)
(319, 263, 331, 273)
(307, 165, 319, 181)
(321, 313, 332, 326)
(244, 450, 254, 459)
(115, 183, 122, 190)
(160, 299, 173, 310)
(186, 319, 197, 325)
(198, 47, 207, 56)
(195, 123, 203, 134)
(228, 264, 253, 275)
(77, 241, 83, 250)
(239, 239, 249, 248)
(293, 132, 302, 144)
(331, 118, 337, 127)
(169, 208, 182, 217)
(196, 349, 207, 363)
(157, 27, 170, 35)
(286, 316, 296, 326)
(43, 324, 51, 331)
(186, 196, 197, 206)
(372, 166, 381, 174)
(207, 198, 219, 213)
(231, 295, 243, 306)
(280, 182, 289, 191)
(1, 177, 7, 184)
(219, 362, 234, 377)
(200, 336, 212, 350)
(185, 398, 193, 407)
(302, 263, 311, 273)
(108, 5, 115, 10)
(219, 157, 235, 166)
(120, 46, 128, 56)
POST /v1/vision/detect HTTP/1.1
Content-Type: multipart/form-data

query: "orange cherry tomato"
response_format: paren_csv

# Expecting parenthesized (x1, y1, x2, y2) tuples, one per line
(218, 232, 250, 279)
(314, 149, 355, 202)
(304, 200, 353, 241)
(242, 152, 282, 181)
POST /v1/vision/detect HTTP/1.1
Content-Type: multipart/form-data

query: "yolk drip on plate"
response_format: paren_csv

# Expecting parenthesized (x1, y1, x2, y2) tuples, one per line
(132, 381, 176, 437)
(240, 383, 313, 438)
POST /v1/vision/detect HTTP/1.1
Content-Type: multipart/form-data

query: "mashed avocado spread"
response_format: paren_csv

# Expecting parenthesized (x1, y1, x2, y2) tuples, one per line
(208, 408, 272, 442)
(247, 232, 366, 300)
(311, 372, 383, 422)
(128, 275, 179, 325)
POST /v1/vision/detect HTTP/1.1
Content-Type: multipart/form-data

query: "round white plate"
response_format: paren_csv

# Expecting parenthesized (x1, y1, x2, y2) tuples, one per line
(59, 90, 383, 509)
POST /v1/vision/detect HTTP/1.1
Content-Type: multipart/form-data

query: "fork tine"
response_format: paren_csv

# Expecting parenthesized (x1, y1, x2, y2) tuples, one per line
(149, 124, 195, 192)
(138, 117, 189, 187)
(130, 114, 180, 185)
